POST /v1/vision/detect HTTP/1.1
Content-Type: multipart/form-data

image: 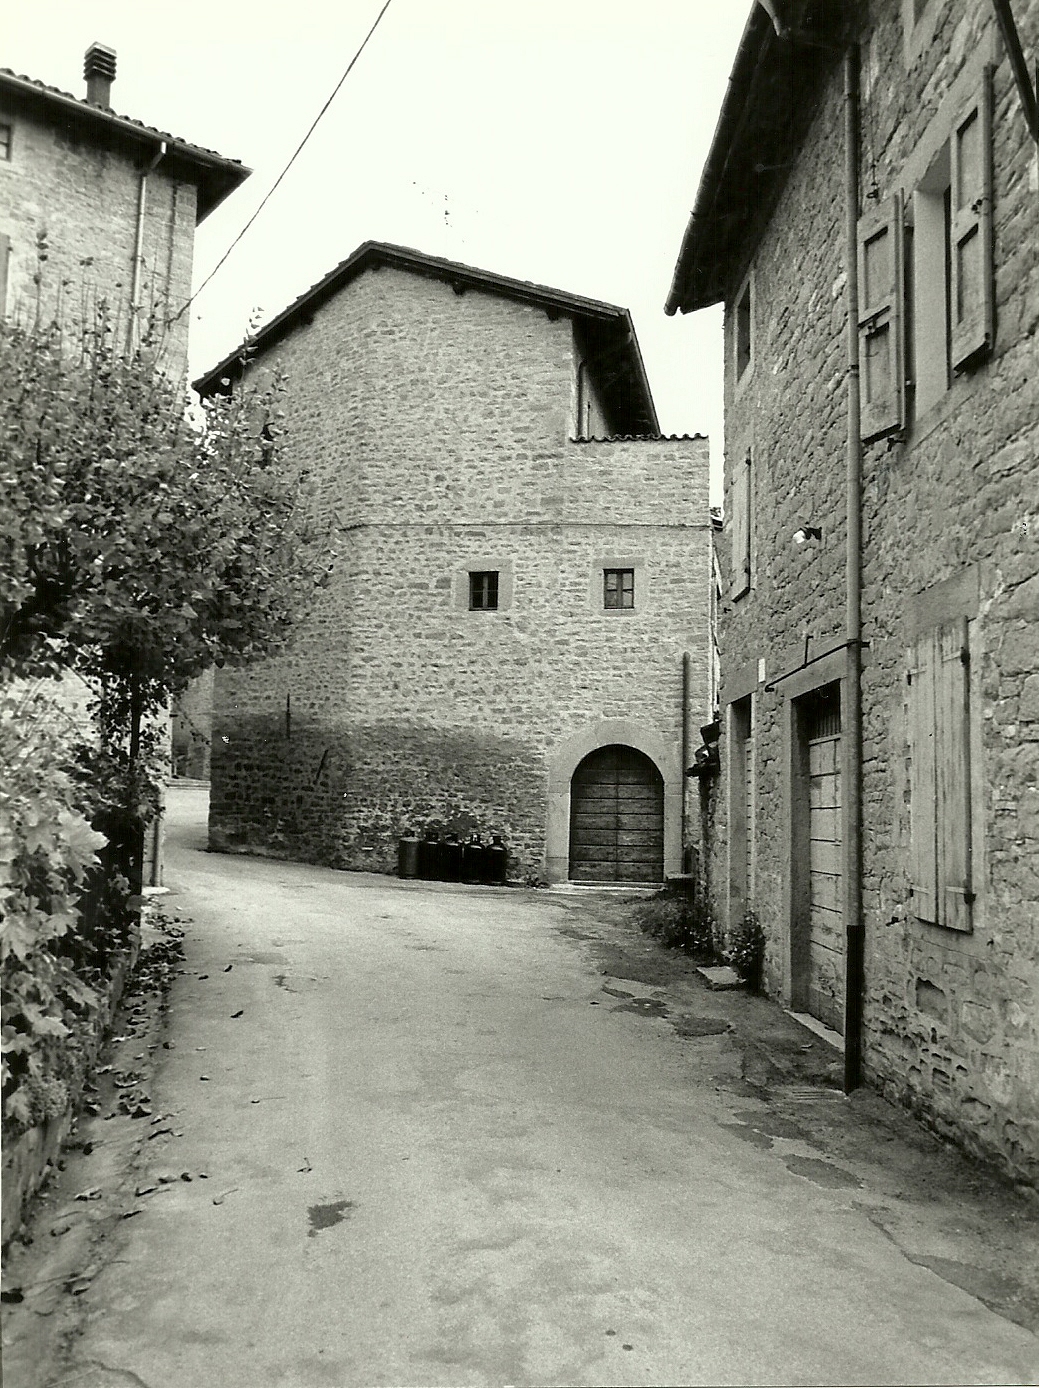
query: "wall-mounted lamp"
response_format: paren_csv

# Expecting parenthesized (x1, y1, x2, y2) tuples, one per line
(793, 525, 822, 546)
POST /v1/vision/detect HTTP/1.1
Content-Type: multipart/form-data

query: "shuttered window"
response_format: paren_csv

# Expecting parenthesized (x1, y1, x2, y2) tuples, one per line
(858, 192, 905, 441)
(949, 67, 994, 371)
(730, 454, 751, 600)
(0, 233, 9, 320)
(908, 617, 973, 931)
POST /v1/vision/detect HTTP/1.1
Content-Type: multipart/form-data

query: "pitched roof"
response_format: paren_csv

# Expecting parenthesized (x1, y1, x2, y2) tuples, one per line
(664, 1, 846, 315)
(193, 241, 660, 436)
(0, 68, 250, 222)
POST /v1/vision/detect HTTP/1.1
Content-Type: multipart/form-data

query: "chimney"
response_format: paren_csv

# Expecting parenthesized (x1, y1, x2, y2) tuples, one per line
(84, 43, 116, 108)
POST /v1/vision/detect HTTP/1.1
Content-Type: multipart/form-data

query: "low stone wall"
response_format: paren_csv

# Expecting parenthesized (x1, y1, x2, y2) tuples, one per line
(1, 935, 139, 1250)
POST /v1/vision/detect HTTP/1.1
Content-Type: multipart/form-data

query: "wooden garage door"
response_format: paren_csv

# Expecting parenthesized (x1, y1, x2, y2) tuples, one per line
(743, 727, 754, 898)
(569, 745, 664, 883)
(807, 687, 844, 1034)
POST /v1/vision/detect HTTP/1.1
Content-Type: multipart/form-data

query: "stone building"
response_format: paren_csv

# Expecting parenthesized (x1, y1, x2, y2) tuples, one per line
(0, 44, 247, 371)
(667, 0, 1038, 1183)
(0, 45, 249, 873)
(195, 242, 712, 885)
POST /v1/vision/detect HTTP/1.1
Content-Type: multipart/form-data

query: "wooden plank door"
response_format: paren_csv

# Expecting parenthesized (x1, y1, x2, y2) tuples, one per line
(569, 745, 664, 883)
(806, 689, 844, 1034)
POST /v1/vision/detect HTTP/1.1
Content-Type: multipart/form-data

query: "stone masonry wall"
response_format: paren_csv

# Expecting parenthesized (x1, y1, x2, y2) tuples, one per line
(210, 266, 712, 880)
(0, 99, 197, 375)
(711, 0, 1039, 1181)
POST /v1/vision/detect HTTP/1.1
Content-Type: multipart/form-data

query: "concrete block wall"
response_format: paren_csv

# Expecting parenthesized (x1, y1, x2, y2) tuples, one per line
(712, 0, 1039, 1181)
(0, 99, 196, 374)
(209, 265, 712, 881)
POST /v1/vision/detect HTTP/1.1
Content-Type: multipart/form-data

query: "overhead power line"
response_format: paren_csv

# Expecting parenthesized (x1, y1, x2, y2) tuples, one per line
(177, 0, 394, 320)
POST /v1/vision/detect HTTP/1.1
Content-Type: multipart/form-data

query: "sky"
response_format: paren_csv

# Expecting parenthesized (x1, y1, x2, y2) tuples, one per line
(6, 1, 748, 498)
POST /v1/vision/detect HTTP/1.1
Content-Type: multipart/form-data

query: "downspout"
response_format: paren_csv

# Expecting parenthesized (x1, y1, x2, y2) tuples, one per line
(989, 0, 1039, 142)
(842, 47, 865, 1092)
(128, 140, 166, 353)
(681, 652, 691, 870)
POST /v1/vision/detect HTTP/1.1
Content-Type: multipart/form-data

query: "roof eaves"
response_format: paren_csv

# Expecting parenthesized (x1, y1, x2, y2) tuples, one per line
(572, 432, 706, 443)
(0, 69, 250, 220)
(665, 2, 847, 316)
(664, 5, 771, 316)
(194, 242, 660, 433)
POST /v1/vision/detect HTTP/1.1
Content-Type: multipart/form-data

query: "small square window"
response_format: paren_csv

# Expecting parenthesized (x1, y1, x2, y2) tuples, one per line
(0, 125, 11, 162)
(469, 571, 499, 610)
(604, 568, 634, 609)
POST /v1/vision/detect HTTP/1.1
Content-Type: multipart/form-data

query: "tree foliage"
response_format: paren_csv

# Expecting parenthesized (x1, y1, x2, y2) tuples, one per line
(0, 311, 333, 693)
(0, 307, 335, 1132)
(0, 683, 107, 1129)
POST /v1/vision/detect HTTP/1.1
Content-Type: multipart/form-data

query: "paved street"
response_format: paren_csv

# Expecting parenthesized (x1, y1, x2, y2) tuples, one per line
(8, 783, 1039, 1387)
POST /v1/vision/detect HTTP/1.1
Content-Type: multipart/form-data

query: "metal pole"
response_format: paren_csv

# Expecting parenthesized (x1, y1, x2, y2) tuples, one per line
(681, 651, 691, 870)
(990, 0, 1039, 141)
(843, 47, 866, 1092)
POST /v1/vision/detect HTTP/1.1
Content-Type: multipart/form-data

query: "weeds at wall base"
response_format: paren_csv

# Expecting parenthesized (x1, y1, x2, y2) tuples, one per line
(632, 884, 718, 964)
(632, 887, 766, 992)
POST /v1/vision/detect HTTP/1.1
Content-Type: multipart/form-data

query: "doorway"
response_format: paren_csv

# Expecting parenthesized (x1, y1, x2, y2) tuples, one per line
(791, 683, 844, 1033)
(568, 745, 664, 883)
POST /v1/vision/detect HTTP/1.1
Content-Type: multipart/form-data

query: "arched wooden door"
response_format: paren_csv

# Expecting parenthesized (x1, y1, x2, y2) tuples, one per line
(568, 745, 664, 883)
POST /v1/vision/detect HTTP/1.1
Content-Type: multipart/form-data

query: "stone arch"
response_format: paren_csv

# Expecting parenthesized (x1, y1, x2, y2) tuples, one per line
(543, 720, 681, 884)
(569, 745, 664, 882)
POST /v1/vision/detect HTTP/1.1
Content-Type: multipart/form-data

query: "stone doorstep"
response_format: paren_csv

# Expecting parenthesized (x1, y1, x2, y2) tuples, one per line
(545, 883, 659, 897)
(695, 964, 743, 990)
(785, 1008, 844, 1052)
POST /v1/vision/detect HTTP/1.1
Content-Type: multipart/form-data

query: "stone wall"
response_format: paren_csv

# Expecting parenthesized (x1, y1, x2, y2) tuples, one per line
(0, 98, 196, 373)
(209, 266, 712, 881)
(710, 0, 1039, 1181)
(172, 667, 213, 780)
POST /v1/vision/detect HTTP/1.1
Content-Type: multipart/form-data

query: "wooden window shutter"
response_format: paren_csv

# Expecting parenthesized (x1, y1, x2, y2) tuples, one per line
(950, 67, 995, 371)
(729, 454, 751, 600)
(908, 630, 938, 923)
(858, 192, 905, 441)
(934, 617, 973, 931)
(0, 233, 9, 319)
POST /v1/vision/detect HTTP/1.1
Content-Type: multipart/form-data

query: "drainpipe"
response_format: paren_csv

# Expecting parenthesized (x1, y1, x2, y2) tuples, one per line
(989, 0, 1039, 142)
(843, 47, 865, 1092)
(681, 652, 691, 870)
(128, 140, 166, 353)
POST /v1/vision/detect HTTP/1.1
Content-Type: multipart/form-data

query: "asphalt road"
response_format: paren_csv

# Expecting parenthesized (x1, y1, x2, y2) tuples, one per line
(23, 784, 1039, 1387)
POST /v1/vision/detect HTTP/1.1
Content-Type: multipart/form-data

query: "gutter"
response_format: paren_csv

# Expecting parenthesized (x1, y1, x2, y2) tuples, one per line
(990, 0, 1039, 141)
(681, 652, 691, 857)
(842, 47, 865, 1093)
(128, 139, 166, 354)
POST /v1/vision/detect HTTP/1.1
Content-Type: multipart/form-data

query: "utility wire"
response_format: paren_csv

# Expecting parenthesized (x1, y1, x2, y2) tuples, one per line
(174, 0, 394, 321)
